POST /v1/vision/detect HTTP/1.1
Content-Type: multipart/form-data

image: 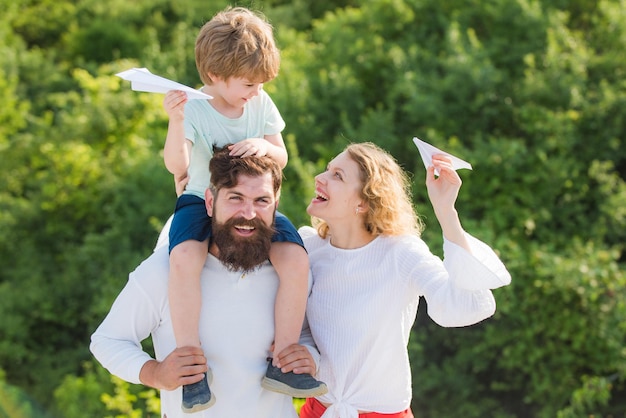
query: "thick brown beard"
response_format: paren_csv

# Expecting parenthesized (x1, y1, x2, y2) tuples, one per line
(212, 216, 275, 273)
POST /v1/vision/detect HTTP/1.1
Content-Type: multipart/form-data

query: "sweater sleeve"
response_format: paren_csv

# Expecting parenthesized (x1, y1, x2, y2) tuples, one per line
(443, 232, 511, 290)
(403, 233, 510, 328)
(90, 252, 167, 384)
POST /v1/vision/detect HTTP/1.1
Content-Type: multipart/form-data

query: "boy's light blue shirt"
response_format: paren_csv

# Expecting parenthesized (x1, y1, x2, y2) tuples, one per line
(183, 89, 285, 198)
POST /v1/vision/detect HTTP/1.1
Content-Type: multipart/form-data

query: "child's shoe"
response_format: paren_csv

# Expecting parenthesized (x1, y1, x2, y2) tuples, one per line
(261, 359, 328, 397)
(182, 371, 215, 413)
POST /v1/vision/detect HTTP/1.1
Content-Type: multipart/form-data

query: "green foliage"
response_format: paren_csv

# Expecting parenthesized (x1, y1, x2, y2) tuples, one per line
(100, 376, 160, 418)
(0, 369, 52, 418)
(69, 20, 143, 64)
(0, 30, 173, 408)
(1, 0, 625, 416)
(53, 362, 160, 418)
(53, 362, 113, 418)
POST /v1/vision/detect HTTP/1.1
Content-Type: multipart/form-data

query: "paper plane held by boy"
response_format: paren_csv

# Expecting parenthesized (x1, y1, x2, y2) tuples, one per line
(116, 68, 212, 100)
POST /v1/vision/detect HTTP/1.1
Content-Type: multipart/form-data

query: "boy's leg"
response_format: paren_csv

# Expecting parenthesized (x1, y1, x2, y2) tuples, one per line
(269, 241, 308, 357)
(169, 239, 215, 412)
(261, 242, 328, 398)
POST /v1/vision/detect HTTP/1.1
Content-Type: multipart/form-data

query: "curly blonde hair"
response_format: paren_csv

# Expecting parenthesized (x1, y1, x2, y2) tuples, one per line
(314, 142, 424, 238)
(195, 7, 280, 85)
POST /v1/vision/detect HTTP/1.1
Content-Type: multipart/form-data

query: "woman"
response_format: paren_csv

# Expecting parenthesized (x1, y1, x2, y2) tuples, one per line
(292, 142, 511, 418)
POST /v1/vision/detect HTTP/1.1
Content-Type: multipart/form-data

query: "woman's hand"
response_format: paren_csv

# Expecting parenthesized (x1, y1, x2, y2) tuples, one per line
(425, 154, 471, 251)
(426, 154, 462, 214)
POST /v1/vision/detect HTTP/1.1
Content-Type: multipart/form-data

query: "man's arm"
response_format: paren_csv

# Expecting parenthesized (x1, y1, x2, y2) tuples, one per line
(90, 250, 169, 384)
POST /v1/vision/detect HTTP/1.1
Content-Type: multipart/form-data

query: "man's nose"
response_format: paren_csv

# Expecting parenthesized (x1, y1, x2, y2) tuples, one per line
(240, 202, 256, 219)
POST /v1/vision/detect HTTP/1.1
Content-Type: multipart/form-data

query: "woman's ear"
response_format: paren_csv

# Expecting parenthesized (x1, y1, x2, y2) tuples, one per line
(355, 201, 368, 214)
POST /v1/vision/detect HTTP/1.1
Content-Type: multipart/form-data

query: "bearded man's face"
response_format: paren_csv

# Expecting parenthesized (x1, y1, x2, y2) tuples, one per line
(206, 173, 277, 272)
(212, 214, 275, 272)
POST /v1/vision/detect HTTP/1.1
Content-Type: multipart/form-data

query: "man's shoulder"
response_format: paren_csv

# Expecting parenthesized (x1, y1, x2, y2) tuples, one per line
(131, 247, 170, 287)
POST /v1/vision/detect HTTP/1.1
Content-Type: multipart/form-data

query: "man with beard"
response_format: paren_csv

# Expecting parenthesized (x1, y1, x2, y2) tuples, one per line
(90, 148, 322, 418)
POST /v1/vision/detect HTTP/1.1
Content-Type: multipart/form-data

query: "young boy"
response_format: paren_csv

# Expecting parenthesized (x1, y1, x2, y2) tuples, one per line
(162, 7, 327, 414)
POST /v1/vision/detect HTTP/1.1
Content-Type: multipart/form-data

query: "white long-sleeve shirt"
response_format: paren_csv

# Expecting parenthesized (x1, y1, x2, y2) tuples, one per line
(90, 247, 319, 418)
(299, 226, 511, 418)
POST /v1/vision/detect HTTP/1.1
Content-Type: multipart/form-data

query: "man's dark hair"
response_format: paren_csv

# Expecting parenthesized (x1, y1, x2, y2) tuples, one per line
(209, 146, 282, 194)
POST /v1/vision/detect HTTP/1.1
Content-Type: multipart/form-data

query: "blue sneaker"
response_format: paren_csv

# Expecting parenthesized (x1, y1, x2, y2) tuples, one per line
(182, 371, 215, 413)
(261, 359, 328, 397)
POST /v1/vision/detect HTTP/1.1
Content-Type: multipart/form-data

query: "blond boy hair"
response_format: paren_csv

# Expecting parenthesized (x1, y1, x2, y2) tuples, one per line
(195, 7, 280, 85)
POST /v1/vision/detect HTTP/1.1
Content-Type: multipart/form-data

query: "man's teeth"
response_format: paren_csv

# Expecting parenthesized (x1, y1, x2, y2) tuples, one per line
(236, 225, 254, 230)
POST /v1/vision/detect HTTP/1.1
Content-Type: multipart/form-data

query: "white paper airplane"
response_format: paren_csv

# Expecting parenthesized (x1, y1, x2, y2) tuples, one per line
(116, 68, 213, 100)
(412, 137, 472, 175)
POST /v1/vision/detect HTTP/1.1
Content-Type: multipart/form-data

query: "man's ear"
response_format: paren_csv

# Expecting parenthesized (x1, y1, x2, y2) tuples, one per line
(205, 188, 215, 217)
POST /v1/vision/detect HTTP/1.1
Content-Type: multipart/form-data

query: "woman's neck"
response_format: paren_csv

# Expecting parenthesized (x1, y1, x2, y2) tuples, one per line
(327, 222, 376, 249)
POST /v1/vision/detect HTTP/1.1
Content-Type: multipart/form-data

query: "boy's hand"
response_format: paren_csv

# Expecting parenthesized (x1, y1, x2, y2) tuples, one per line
(163, 90, 188, 121)
(273, 344, 316, 375)
(174, 173, 189, 197)
(228, 138, 268, 158)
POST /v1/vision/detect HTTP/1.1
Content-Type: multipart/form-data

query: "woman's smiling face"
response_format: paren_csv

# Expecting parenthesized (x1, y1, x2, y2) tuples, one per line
(307, 151, 364, 222)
